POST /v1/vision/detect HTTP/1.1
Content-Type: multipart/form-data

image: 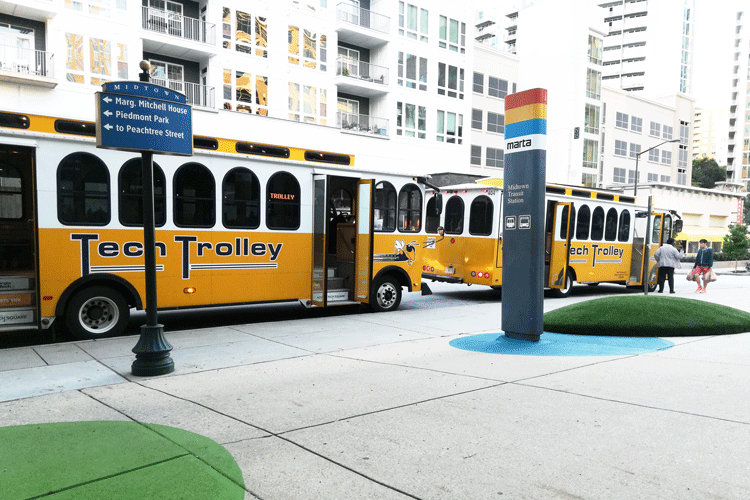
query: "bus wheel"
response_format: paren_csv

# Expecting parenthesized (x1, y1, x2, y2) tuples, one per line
(65, 286, 130, 340)
(371, 275, 402, 312)
(550, 273, 573, 298)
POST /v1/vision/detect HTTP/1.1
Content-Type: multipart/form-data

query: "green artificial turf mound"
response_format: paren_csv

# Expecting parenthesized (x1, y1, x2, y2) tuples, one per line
(0, 421, 245, 500)
(543, 296, 750, 337)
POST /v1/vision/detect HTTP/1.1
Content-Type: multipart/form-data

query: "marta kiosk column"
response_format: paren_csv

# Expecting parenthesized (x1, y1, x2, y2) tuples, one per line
(501, 88, 547, 341)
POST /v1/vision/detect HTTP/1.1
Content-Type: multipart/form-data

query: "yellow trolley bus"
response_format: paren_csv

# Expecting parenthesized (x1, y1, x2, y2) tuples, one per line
(421, 179, 682, 297)
(0, 110, 439, 339)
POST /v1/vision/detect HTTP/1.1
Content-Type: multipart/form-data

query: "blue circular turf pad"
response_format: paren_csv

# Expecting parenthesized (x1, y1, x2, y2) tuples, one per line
(449, 333, 674, 356)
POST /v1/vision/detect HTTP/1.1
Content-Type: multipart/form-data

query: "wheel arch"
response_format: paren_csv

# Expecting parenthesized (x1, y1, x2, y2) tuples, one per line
(55, 274, 143, 317)
(373, 266, 412, 293)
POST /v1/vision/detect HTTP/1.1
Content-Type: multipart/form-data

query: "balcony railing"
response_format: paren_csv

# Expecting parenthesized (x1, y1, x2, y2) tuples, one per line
(336, 57, 388, 85)
(336, 3, 389, 34)
(151, 78, 215, 108)
(142, 6, 216, 45)
(0, 46, 54, 78)
(337, 111, 388, 137)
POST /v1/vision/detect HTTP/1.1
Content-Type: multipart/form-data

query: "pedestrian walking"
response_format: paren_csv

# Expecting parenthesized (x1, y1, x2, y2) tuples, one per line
(654, 238, 682, 294)
(693, 239, 714, 293)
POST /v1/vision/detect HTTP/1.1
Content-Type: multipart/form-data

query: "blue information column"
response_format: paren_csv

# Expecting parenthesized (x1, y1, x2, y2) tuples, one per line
(501, 88, 547, 341)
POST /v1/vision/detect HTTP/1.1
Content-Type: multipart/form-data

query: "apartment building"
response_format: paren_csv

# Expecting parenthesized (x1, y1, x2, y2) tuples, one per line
(0, 0, 473, 176)
(598, 0, 696, 97)
(727, 9, 749, 185)
(693, 107, 730, 165)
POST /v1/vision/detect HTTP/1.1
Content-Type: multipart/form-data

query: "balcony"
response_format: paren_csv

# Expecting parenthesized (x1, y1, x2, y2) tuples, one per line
(337, 111, 389, 138)
(151, 78, 215, 109)
(142, 6, 217, 59)
(336, 3, 389, 49)
(0, 46, 56, 88)
(0, 0, 58, 22)
(335, 57, 389, 97)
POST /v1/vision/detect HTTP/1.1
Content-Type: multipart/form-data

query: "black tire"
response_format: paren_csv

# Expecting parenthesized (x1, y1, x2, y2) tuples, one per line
(370, 275, 402, 312)
(65, 286, 130, 340)
(550, 272, 573, 298)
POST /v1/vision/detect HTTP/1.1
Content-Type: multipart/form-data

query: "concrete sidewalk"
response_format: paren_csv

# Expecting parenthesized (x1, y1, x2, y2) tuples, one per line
(2, 277, 750, 499)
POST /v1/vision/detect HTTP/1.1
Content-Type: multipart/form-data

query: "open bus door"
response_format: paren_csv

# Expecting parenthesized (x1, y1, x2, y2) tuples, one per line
(629, 212, 663, 288)
(354, 180, 373, 304)
(311, 174, 327, 307)
(548, 202, 572, 293)
(0, 145, 39, 331)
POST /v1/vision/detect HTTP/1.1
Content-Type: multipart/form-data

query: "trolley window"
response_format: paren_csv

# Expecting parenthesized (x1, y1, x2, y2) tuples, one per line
(0, 165, 22, 219)
(604, 208, 618, 241)
(469, 195, 493, 236)
(118, 159, 166, 227)
(576, 204, 590, 240)
(618, 210, 631, 242)
(425, 196, 441, 234)
(174, 163, 216, 228)
(266, 172, 300, 230)
(223, 167, 260, 229)
(444, 195, 464, 235)
(591, 206, 605, 241)
(398, 183, 422, 232)
(374, 181, 396, 232)
(57, 152, 110, 226)
(559, 204, 575, 240)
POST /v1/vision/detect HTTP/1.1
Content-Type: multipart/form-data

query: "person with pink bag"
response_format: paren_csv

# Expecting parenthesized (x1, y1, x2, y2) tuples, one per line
(692, 239, 714, 293)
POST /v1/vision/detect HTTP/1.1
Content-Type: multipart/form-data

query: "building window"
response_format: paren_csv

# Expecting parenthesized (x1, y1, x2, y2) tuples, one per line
(487, 112, 504, 134)
(582, 172, 597, 187)
(288, 83, 326, 124)
(288, 26, 326, 71)
(588, 35, 602, 64)
(660, 175, 671, 182)
(473, 72, 483, 93)
(223, 167, 260, 229)
(613, 168, 626, 183)
(615, 112, 628, 129)
(399, 2, 428, 42)
(678, 147, 688, 168)
(650, 121, 661, 137)
(437, 63, 464, 99)
(647, 173, 658, 182)
(614, 140, 627, 156)
(398, 183, 422, 232)
(628, 170, 638, 184)
(439, 15, 465, 53)
(583, 139, 598, 169)
(663, 125, 673, 140)
(436, 110, 462, 143)
(679, 120, 690, 145)
(586, 68, 601, 99)
(471, 109, 482, 129)
(486, 147, 503, 168)
(223, 69, 269, 115)
(630, 116, 643, 133)
(226, 10, 268, 58)
(584, 104, 600, 134)
(57, 153, 110, 225)
(629, 143, 641, 159)
(444, 195, 464, 234)
(469, 196, 493, 236)
(661, 150, 672, 165)
(488, 77, 508, 99)
(470, 145, 481, 165)
(118, 159, 166, 227)
(648, 148, 660, 162)
(398, 52, 427, 90)
(396, 102, 426, 139)
(374, 181, 396, 232)
(266, 172, 300, 230)
(677, 168, 687, 185)
(174, 163, 215, 228)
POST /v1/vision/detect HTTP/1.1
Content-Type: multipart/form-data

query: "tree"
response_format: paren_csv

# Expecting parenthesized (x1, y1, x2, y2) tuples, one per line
(744, 194, 750, 225)
(722, 224, 750, 272)
(691, 158, 726, 189)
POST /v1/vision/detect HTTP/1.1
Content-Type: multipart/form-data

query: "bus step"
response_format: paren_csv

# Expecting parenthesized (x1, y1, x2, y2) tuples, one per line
(327, 277, 346, 289)
(327, 288, 350, 302)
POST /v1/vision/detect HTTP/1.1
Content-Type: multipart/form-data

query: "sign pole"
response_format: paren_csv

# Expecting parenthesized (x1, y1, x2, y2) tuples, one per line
(131, 62, 174, 376)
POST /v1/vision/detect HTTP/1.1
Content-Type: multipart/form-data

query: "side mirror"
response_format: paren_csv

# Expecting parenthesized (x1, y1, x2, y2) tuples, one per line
(673, 219, 683, 234)
(427, 193, 443, 216)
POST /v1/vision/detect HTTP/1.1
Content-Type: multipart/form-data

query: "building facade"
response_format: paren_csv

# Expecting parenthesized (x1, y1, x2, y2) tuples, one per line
(0, 0, 474, 176)
(727, 8, 749, 185)
(693, 106, 730, 166)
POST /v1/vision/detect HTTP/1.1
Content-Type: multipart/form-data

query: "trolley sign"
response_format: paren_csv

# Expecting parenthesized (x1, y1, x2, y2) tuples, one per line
(95, 81, 192, 156)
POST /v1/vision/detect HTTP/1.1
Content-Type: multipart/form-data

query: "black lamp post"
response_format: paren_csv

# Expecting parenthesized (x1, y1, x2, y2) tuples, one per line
(634, 138, 681, 197)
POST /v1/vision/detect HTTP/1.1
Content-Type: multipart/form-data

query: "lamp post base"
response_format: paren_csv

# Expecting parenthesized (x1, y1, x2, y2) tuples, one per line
(131, 324, 174, 376)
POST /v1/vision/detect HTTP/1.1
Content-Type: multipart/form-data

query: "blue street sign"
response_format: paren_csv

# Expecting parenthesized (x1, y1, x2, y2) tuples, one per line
(96, 82, 192, 156)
